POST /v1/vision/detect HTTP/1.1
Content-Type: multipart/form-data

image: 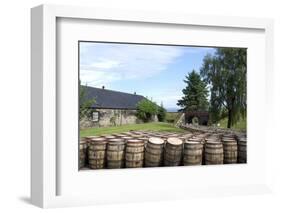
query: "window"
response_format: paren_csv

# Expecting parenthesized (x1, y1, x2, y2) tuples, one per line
(92, 112, 99, 122)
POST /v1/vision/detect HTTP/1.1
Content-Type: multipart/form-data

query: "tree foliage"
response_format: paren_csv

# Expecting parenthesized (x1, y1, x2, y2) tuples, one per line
(157, 102, 167, 122)
(200, 48, 247, 128)
(136, 99, 159, 122)
(177, 70, 209, 112)
(79, 84, 96, 120)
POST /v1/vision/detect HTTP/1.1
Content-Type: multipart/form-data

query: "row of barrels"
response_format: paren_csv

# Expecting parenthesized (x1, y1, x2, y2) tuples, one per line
(181, 124, 246, 136)
(79, 131, 247, 169)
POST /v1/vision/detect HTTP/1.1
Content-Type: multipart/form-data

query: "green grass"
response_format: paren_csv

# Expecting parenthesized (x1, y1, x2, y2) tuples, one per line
(218, 117, 246, 131)
(166, 112, 181, 123)
(80, 122, 185, 137)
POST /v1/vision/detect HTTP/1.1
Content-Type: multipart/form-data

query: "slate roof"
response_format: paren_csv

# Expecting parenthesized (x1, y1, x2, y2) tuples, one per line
(82, 86, 146, 110)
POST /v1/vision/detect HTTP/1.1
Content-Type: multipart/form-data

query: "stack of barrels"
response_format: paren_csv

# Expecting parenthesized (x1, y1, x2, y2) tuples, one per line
(79, 130, 247, 170)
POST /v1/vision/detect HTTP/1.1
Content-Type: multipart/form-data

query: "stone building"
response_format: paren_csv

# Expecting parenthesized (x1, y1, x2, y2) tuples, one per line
(80, 86, 156, 129)
(185, 111, 209, 126)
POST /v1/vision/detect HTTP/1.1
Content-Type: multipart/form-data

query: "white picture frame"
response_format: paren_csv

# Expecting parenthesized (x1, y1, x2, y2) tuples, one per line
(31, 4, 274, 208)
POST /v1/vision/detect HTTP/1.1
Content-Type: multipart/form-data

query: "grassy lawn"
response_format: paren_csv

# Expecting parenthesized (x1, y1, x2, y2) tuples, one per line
(166, 112, 181, 123)
(218, 117, 246, 131)
(80, 122, 185, 137)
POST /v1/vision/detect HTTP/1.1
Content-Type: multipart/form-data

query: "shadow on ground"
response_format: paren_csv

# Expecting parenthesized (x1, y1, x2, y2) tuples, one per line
(18, 196, 31, 205)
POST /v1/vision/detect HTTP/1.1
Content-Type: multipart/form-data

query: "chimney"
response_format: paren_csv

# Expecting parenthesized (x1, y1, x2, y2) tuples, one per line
(102, 86, 105, 89)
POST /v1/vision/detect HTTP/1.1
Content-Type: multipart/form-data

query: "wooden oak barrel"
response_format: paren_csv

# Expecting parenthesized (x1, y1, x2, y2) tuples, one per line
(195, 134, 208, 140)
(79, 138, 88, 168)
(206, 133, 221, 140)
(122, 132, 134, 136)
(181, 133, 194, 140)
(88, 137, 107, 169)
(121, 136, 134, 142)
(183, 140, 203, 166)
(205, 141, 224, 165)
(152, 134, 167, 141)
(164, 137, 183, 166)
(112, 133, 127, 138)
(129, 131, 144, 135)
(106, 138, 126, 169)
(130, 134, 143, 139)
(190, 137, 206, 164)
(84, 135, 100, 167)
(84, 135, 100, 142)
(223, 134, 236, 139)
(203, 134, 221, 165)
(237, 137, 247, 163)
(139, 137, 149, 147)
(178, 136, 188, 142)
(145, 137, 165, 167)
(103, 135, 116, 140)
(168, 133, 181, 138)
(125, 139, 145, 168)
(222, 137, 238, 164)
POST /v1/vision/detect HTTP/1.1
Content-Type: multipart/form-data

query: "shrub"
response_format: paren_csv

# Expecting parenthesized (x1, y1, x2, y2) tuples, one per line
(166, 112, 180, 123)
(136, 99, 158, 122)
(79, 85, 96, 120)
(157, 103, 166, 122)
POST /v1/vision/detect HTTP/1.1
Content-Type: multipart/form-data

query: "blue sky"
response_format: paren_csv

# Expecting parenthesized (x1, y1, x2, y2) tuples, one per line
(80, 42, 215, 111)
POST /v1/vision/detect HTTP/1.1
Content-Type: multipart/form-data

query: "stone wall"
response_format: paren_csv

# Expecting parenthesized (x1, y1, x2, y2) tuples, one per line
(80, 108, 149, 129)
(97, 109, 140, 127)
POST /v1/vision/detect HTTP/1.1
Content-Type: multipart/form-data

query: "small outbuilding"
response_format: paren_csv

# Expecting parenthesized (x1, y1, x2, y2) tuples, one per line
(185, 111, 209, 126)
(80, 86, 156, 128)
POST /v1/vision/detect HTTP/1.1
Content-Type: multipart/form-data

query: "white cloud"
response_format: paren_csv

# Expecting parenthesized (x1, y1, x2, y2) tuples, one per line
(79, 43, 185, 86)
(154, 94, 182, 108)
(91, 60, 119, 69)
(145, 88, 183, 109)
(80, 69, 121, 88)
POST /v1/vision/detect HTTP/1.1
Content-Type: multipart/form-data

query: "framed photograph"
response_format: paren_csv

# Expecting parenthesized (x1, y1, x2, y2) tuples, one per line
(31, 4, 274, 208)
